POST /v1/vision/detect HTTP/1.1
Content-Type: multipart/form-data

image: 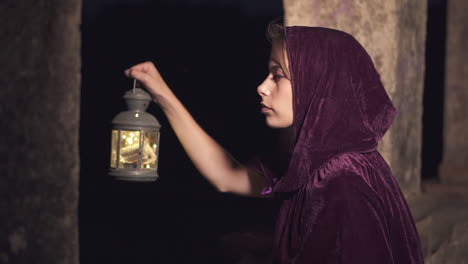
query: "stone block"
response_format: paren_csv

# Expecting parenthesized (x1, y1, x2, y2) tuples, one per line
(440, 0, 468, 185)
(0, 0, 81, 263)
(425, 221, 468, 264)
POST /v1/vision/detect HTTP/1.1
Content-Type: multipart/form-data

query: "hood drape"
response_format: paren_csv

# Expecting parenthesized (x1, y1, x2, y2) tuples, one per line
(273, 26, 397, 193)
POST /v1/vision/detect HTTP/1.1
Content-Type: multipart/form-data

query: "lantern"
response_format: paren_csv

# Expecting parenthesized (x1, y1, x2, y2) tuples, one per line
(109, 82, 161, 181)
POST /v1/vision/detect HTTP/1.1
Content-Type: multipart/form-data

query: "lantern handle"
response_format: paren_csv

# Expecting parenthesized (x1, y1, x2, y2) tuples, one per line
(132, 79, 137, 94)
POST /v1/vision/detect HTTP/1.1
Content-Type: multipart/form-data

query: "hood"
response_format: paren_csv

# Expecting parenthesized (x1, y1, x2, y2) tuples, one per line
(273, 26, 397, 192)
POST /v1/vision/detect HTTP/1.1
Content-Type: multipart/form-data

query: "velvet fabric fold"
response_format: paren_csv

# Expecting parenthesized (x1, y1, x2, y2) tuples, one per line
(249, 26, 423, 263)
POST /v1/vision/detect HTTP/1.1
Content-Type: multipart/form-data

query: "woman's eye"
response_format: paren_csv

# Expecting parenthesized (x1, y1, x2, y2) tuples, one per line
(271, 74, 283, 82)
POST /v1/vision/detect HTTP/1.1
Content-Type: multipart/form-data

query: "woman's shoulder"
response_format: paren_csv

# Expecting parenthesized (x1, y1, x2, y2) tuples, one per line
(316, 151, 388, 180)
(312, 151, 385, 199)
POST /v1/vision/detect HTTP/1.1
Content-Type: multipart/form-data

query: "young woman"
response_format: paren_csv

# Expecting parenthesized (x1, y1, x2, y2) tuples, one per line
(125, 22, 424, 264)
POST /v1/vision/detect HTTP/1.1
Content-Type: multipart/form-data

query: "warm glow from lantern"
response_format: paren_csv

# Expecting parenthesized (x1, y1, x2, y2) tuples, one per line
(110, 129, 160, 170)
(119, 130, 141, 168)
(140, 131, 159, 169)
(110, 130, 118, 168)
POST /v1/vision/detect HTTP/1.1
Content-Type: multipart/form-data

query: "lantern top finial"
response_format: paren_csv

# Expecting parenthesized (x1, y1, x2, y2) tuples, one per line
(111, 86, 160, 129)
(123, 88, 152, 111)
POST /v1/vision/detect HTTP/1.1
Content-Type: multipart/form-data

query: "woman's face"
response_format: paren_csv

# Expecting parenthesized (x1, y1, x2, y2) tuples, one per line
(257, 41, 293, 128)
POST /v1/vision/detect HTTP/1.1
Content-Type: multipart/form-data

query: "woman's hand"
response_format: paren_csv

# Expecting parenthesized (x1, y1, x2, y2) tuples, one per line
(124, 61, 172, 104)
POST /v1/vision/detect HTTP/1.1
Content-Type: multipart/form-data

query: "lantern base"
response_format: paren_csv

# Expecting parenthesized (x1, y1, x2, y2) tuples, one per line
(108, 169, 159, 182)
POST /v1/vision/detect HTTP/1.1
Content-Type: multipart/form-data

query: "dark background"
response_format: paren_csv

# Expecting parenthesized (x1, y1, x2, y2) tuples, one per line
(80, 1, 282, 263)
(80, 0, 446, 263)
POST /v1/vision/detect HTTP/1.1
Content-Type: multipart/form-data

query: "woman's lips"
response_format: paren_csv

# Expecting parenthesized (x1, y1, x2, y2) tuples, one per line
(261, 104, 272, 113)
(261, 107, 271, 113)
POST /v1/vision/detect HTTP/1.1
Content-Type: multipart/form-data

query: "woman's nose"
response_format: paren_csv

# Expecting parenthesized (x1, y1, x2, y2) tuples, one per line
(257, 79, 271, 96)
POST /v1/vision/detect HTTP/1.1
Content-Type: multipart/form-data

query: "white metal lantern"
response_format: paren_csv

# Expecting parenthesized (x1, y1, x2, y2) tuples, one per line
(109, 84, 161, 181)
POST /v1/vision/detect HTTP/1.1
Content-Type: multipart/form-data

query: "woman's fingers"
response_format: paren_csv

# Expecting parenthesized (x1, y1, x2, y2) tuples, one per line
(128, 69, 152, 87)
(125, 61, 159, 78)
(124, 61, 173, 105)
(127, 68, 169, 101)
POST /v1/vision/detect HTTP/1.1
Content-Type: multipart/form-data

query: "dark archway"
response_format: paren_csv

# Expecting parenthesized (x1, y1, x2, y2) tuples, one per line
(422, 0, 447, 180)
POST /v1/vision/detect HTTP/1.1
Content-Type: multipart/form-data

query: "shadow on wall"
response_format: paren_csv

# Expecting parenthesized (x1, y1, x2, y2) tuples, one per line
(80, 2, 281, 264)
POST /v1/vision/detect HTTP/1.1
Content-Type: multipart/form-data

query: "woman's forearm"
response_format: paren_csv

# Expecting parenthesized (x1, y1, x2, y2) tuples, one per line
(156, 91, 267, 197)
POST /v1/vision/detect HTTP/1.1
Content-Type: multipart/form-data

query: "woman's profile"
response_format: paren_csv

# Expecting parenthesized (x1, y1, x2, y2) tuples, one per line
(124, 20, 424, 264)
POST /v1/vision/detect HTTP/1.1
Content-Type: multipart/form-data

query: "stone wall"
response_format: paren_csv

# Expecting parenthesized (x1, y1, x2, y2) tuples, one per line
(283, 0, 427, 196)
(440, 0, 468, 184)
(0, 1, 81, 263)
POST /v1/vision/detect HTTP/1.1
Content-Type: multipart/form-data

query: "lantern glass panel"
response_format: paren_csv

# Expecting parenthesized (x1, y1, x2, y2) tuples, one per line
(141, 131, 159, 169)
(118, 130, 141, 168)
(110, 130, 119, 168)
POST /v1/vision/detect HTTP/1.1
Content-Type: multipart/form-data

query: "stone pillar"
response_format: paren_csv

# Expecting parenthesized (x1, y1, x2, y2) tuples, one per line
(439, 0, 468, 185)
(283, 0, 427, 197)
(0, 0, 81, 263)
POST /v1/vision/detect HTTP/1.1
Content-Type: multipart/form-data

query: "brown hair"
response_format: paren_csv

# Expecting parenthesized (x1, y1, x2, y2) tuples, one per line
(265, 17, 286, 44)
(265, 17, 291, 79)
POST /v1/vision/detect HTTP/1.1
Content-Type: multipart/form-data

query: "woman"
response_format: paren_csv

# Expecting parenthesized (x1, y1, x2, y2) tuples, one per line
(125, 22, 424, 264)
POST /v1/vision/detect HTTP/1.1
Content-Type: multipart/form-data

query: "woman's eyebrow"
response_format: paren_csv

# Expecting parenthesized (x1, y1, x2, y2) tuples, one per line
(268, 64, 282, 73)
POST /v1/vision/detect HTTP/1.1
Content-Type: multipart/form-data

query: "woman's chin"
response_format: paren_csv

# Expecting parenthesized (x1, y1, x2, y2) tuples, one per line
(265, 117, 291, 129)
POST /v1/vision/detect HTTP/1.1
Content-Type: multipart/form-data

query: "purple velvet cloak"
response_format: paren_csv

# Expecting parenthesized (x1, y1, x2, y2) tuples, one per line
(250, 27, 424, 264)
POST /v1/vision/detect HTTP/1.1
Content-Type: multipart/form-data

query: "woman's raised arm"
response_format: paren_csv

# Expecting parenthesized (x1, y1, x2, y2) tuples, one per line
(125, 61, 269, 198)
